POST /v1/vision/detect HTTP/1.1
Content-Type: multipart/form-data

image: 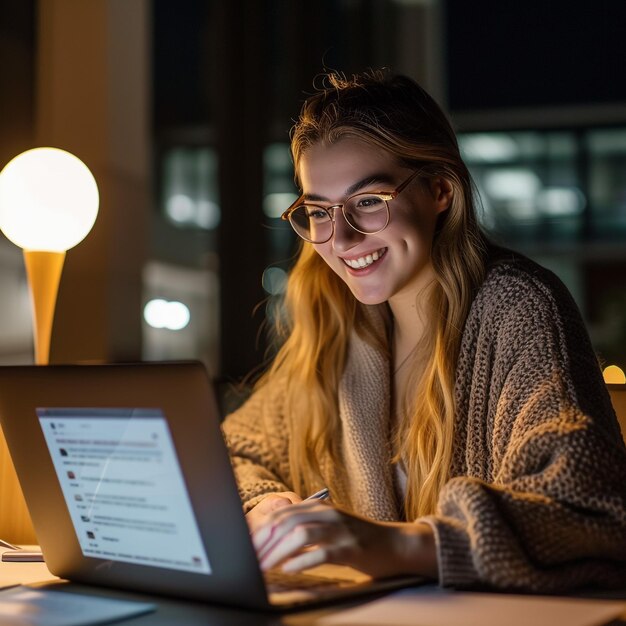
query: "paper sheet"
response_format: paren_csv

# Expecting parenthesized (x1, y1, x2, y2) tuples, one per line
(0, 586, 155, 626)
(317, 588, 626, 626)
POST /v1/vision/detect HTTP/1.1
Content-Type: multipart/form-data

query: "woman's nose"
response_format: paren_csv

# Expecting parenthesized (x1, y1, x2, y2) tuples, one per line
(331, 208, 363, 252)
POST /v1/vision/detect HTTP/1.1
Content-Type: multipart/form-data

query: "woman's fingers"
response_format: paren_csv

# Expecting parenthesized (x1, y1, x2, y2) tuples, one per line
(281, 545, 331, 572)
(253, 501, 334, 552)
(259, 521, 347, 571)
(251, 502, 439, 579)
(253, 503, 344, 571)
(252, 503, 328, 552)
(259, 524, 320, 570)
(245, 492, 302, 533)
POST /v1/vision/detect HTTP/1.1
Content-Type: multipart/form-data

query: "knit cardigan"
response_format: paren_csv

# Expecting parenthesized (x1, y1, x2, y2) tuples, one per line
(222, 251, 626, 592)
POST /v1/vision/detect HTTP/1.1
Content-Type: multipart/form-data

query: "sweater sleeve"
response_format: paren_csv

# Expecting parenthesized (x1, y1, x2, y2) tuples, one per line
(422, 264, 626, 592)
(221, 379, 294, 513)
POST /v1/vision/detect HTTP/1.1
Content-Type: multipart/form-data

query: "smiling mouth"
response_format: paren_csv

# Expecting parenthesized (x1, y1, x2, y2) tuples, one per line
(342, 248, 387, 269)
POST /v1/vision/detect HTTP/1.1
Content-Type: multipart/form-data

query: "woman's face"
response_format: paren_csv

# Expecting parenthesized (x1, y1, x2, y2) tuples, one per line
(298, 138, 451, 306)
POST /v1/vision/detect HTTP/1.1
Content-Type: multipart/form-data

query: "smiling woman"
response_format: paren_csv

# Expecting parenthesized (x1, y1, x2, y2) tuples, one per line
(221, 70, 626, 592)
(298, 140, 447, 307)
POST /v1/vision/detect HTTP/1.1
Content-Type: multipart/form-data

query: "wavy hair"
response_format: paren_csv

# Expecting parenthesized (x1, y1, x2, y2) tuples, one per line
(258, 70, 488, 519)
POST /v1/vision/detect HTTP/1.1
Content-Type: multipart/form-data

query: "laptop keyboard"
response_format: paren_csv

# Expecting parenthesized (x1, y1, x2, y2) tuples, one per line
(265, 569, 357, 591)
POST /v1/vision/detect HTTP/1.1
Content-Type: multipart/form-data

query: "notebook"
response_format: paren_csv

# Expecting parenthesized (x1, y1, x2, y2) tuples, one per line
(0, 362, 422, 610)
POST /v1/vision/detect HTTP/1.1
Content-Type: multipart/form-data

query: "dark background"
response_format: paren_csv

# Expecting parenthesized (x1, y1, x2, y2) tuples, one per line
(1, 0, 625, 382)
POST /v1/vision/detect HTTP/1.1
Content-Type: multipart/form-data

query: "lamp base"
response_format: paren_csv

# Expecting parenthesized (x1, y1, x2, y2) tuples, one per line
(23, 250, 66, 365)
(0, 429, 37, 544)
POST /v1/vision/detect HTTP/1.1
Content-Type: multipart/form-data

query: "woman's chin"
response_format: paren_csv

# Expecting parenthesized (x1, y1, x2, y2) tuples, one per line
(348, 287, 389, 306)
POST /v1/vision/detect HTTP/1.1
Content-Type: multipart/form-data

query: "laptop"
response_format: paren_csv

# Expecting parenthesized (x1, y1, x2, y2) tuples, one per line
(0, 362, 422, 610)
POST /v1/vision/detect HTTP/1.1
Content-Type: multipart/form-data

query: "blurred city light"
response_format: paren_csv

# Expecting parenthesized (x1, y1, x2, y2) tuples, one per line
(144, 298, 190, 330)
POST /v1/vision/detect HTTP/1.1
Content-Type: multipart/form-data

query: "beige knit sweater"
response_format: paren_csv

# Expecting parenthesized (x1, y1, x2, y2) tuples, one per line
(222, 251, 626, 592)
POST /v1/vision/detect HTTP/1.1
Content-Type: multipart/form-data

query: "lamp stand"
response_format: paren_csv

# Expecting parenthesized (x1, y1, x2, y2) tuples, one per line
(23, 250, 66, 365)
(0, 250, 66, 543)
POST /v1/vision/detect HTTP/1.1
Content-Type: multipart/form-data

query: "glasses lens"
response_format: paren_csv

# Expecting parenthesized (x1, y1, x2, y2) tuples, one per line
(289, 205, 333, 243)
(344, 194, 389, 233)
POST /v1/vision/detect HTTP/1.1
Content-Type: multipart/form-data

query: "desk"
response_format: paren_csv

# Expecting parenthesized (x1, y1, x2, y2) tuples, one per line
(0, 551, 373, 626)
(1, 552, 625, 626)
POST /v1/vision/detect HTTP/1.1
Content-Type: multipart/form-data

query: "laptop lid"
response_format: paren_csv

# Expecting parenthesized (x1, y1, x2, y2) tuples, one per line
(0, 362, 271, 610)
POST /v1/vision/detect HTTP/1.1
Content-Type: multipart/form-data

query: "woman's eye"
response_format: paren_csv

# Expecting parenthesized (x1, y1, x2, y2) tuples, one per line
(354, 195, 384, 210)
(307, 208, 329, 221)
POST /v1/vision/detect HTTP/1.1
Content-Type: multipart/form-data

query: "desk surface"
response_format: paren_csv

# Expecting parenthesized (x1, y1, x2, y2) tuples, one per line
(0, 550, 390, 626)
(1, 549, 625, 626)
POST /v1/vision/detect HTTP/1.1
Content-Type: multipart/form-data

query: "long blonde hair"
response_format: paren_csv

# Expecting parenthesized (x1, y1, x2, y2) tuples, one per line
(259, 71, 487, 519)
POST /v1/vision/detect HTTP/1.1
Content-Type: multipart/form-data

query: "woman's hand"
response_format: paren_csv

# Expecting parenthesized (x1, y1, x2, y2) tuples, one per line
(251, 500, 438, 580)
(245, 492, 303, 533)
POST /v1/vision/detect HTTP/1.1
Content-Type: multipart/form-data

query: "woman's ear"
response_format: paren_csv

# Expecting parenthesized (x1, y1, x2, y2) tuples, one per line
(429, 177, 453, 214)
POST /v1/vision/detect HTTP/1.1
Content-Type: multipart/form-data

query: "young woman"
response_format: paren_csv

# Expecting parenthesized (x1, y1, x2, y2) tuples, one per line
(222, 71, 626, 591)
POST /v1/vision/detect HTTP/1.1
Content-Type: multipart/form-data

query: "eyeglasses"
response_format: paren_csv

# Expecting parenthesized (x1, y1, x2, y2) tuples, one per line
(281, 170, 422, 244)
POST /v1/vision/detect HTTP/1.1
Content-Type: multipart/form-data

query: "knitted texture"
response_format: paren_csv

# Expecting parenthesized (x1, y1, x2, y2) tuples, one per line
(222, 251, 626, 591)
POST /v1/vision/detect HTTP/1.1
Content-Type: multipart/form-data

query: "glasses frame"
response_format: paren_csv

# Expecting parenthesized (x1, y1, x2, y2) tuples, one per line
(281, 169, 423, 244)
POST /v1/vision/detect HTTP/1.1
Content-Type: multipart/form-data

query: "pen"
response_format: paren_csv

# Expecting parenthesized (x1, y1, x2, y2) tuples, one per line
(304, 487, 329, 501)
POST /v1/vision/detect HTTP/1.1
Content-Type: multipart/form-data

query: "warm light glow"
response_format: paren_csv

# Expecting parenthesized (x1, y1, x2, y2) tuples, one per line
(603, 365, 626, 385)
(144, 299, 190, 331)
(0, 147, 99, 252)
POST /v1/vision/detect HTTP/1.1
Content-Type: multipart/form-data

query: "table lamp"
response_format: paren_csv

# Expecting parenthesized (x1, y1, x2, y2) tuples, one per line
(0, 147, 99, 364)
(0, 147, 98, 544)
(603, 365, 626, 385)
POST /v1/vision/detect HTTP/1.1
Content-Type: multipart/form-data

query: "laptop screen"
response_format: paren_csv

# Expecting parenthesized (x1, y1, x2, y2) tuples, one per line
(37, 407, 211, 575)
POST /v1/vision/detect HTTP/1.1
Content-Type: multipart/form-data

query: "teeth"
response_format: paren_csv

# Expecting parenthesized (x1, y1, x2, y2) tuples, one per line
(343, 248, 386, 269)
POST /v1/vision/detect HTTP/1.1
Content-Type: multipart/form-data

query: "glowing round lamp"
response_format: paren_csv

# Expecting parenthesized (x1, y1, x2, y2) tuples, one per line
(0, 147, 99, 364)
(603, 365, 626, 385)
